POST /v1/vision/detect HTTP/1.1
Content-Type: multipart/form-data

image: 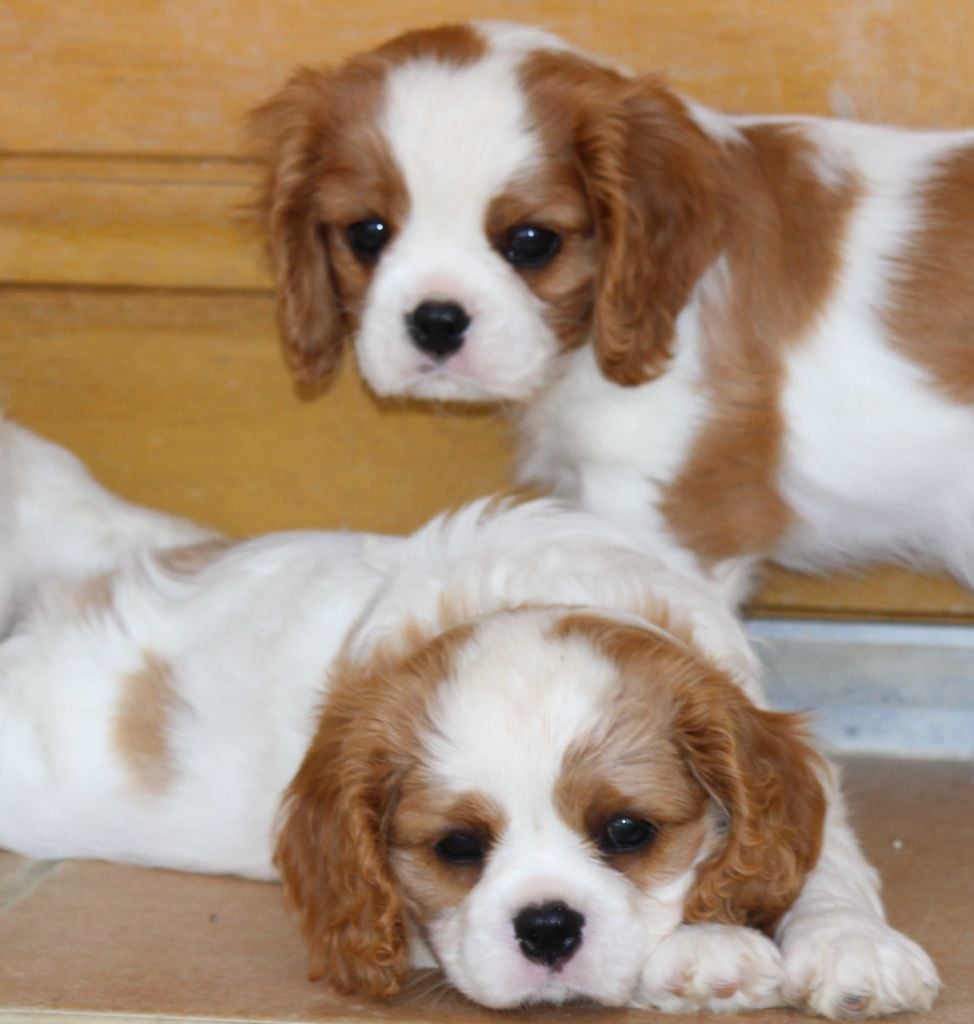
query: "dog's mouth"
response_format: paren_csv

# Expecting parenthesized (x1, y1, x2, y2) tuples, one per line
(401, 363, 502, 404)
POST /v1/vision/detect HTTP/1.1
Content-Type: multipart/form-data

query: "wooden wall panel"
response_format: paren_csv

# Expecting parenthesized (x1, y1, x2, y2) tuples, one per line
(3, 1, 973, 158)
(2, 0, 973, 622)
(0, 158, 259, 289)
(0, 287, 511, 536)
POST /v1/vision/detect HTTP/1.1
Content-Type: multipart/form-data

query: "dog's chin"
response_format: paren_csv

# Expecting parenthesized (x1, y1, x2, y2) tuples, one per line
(366, 364, 526, 405)
(448, 964, 633, 1011)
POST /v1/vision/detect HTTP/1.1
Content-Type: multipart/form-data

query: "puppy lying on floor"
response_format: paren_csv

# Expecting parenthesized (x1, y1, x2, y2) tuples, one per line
(0, 422, 937, 1017)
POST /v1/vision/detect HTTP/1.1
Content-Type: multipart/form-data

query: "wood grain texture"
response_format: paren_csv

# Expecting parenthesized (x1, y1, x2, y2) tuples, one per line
(0, 157, 262, 289)
(0, 287, 511, 536)
(2, 0, 973, 159)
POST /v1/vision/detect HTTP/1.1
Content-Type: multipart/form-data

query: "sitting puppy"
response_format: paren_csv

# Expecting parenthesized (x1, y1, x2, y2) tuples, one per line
(253, 21, 974, 604)
(0, 422, 936, 1017)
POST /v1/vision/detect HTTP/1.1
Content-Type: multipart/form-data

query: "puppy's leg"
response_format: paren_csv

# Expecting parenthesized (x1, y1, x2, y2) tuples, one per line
(0, 421, 215, 630)
(777, 777, 940, 1019)
(637, 921, 784, 1012)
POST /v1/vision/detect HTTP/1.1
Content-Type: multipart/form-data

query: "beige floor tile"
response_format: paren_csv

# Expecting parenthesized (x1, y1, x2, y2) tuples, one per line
(0, 853, 30, 889)
(0, 759, 970, 1024)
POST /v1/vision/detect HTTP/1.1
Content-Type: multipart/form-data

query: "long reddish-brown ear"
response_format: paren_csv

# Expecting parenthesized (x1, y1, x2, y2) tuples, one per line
(582, 78, 723, 385)
(525, 54, 722, 385)
(250, 70, 346, 390)
(274, 628, 470, 998)
(676, 677, 826, 933)
(274, 677, 410, 998)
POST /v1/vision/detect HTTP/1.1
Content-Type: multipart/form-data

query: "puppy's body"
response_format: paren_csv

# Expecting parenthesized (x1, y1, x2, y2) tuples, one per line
(256, 21, 974, 602)
(0, 422, 937, 1016)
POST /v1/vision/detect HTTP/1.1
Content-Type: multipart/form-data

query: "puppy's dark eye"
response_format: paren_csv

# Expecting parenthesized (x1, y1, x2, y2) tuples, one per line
(597, 815, 658, 855)
(502, 224, 561, 269)
(346, 218, 391, 261)
(434, 831, 486, 865)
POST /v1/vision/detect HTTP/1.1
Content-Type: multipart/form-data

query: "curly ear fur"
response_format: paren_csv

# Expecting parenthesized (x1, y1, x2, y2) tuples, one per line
(525, 53, 722, 385)
(273, 627, 472, 998)
(677, 677, 827, 933)
(274, 689, 410, 998)
(581, 79, 723, 385)
(250, 69, 346, 391)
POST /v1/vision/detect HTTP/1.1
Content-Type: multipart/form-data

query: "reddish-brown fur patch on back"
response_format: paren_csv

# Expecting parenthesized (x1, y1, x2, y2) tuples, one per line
(114, 650, 184, 792)
(662, 124, 861, 565)
(887, 145, 974, 404)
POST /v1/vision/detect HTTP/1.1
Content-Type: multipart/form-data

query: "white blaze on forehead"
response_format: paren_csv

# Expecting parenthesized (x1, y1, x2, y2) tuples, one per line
(380, 47, 543, 235)
(421, 612, 617, 809)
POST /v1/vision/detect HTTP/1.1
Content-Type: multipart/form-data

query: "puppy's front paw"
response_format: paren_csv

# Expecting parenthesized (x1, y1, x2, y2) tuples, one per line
(637, 922, 784, 1013)
(781, 912, 940, 1018)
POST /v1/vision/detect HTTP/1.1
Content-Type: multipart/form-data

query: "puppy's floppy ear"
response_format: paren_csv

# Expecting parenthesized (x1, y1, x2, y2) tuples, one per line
(676, 675, 826, 933)
(274, 628, 469, 998)
(526, 54, 722, 385)
(274, 663, 411, 998)
(582, 77, 722, 385)
(250, 69, 345, 391)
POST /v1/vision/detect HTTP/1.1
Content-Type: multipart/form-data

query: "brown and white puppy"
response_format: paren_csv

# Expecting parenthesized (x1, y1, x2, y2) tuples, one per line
(0, 421, 937, 1017)
(254, 20, 974, 604)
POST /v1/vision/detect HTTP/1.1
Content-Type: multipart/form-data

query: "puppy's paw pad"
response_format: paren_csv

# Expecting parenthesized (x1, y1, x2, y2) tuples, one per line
(639, 922, 784, 1012)
(782, 915, 940, 1019)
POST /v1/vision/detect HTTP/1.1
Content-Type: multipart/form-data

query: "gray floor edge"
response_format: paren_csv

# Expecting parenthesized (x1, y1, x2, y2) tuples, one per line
(746, 618, 974, 760)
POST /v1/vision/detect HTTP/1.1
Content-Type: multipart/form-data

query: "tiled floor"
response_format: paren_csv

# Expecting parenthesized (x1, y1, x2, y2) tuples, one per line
(1, 759, 971, 1024)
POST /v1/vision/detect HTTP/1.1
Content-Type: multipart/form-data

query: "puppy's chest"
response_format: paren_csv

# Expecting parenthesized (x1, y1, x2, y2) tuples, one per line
(518, 346, 792, 565)
(519, 354, 707, 497)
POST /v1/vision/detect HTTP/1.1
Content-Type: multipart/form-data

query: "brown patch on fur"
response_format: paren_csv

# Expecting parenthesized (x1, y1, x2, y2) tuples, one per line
(556, 611, 826, 934)
(371, 23, 486, 68)
(520, 52, 725, 385)
(251, 25, 485, 392)
(887, 145, 974, 404)
(113, 650, 183, 792)
(391, 789, 506, 918)
(274, 622, 474, 999)
(154, 538, 233, 575)
(71, 572, 114, 618)
(662, 124, 861, 564)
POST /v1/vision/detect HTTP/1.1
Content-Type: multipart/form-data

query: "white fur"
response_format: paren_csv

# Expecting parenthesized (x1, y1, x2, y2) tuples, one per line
(0, 421, 937, 1015)
(355, 38, 560, 402)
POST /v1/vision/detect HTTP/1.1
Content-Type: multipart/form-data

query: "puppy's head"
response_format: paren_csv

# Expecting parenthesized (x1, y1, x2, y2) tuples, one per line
(275, 606, 824, 1007)
(252, 22, 722, 400)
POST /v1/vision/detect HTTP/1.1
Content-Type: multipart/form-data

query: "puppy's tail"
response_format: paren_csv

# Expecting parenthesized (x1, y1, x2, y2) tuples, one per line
(0, 418, 217, 632)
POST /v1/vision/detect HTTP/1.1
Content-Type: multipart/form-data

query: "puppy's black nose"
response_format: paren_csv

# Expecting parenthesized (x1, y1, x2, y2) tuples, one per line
(513, 901, 585, 968)
(406, 300, 470, 359)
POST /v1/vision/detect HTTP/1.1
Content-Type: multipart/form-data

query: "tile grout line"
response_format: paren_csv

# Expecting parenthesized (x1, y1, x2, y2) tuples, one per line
(0, 1013, 370, 1024)
(0, 860, 65, 914)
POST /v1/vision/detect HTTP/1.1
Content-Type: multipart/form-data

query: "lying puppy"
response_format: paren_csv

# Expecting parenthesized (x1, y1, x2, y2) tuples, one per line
(0, 422, 936, 1016)
(253, 21, 974, 604)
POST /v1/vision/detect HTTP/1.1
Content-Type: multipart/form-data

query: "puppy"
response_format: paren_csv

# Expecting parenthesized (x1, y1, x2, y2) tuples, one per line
(253, 20, 974, 604)
(0, 421, 936, 1016)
